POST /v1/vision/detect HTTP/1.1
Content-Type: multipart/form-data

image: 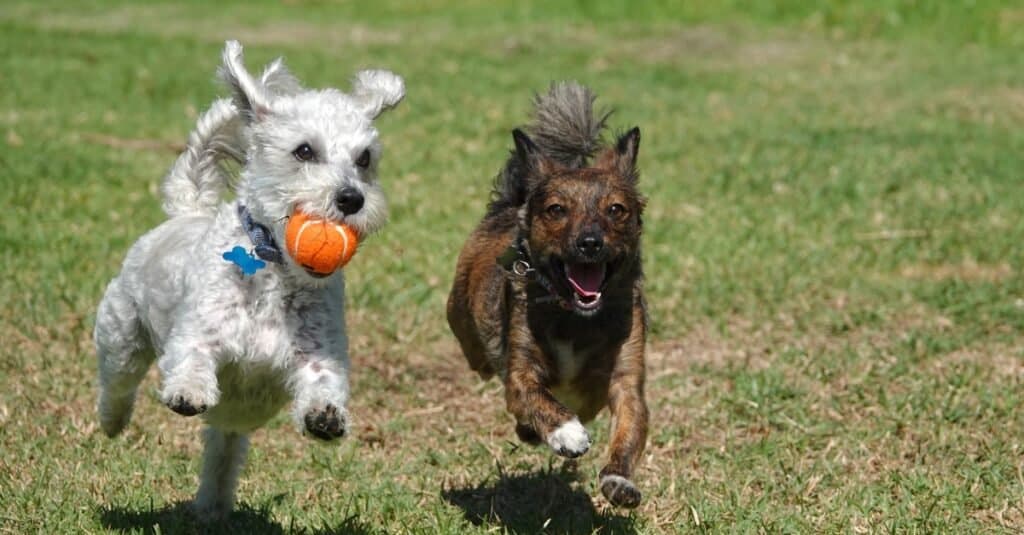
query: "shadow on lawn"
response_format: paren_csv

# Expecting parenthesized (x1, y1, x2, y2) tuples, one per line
(442, 463, 638, 534)
(99, 499, 373, 535)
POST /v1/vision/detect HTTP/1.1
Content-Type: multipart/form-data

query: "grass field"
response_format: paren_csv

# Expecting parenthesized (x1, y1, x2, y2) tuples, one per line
(2, 1, 1024, 533)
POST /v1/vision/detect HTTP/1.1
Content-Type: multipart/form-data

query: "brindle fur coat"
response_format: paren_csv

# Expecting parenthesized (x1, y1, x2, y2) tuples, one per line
(447, 82, 649, 508)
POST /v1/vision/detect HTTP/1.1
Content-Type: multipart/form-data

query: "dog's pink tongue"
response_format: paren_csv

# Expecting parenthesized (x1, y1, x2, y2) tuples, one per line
(566, 263, 605, 297)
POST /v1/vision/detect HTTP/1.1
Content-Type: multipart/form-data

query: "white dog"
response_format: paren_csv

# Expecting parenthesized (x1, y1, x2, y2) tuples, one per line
(93, 40, 404, 519)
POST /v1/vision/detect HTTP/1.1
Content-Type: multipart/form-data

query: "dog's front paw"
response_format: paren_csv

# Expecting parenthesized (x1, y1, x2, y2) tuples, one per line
(546, 418, 590, 458)
(165, 393, 208, 416)
(160, 375, 220, 417)
(161, 385, 218, 417)
(599, 472, 642, 508)
(304, 404, 348, 441)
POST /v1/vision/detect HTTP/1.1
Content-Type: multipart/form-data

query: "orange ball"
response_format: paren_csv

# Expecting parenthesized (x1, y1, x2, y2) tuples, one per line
(285, 211, 360, 276)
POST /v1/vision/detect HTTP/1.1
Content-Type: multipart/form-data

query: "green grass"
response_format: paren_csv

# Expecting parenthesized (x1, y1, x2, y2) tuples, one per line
(2, 1, 1024, 533)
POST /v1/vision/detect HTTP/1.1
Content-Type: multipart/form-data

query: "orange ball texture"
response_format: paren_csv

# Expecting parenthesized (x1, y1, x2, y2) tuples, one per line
(285, 211, 359, 275)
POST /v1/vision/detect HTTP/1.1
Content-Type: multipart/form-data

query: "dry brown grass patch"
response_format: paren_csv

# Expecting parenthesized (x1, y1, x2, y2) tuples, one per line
(899, 259, 1014, 283)
(6, 4, 402, 48)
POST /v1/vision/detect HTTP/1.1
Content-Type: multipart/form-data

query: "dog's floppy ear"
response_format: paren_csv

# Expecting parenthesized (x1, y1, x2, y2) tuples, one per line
(258, 57, 303, 97)
(352, 70, 405, 119)
(598, 127, 641, 182)
(219, 40, 273, 123)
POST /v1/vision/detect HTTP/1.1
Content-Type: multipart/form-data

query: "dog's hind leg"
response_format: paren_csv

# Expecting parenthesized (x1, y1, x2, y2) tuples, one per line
(193, 426, 249, 521)
(95, 277, 154, 437)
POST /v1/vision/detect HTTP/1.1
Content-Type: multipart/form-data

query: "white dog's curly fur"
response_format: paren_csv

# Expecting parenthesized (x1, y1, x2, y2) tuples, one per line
(93, 40, 404, 520)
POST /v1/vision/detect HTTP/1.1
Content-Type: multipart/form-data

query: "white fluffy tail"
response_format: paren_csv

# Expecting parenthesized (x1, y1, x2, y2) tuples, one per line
(160, 98, 243, 217)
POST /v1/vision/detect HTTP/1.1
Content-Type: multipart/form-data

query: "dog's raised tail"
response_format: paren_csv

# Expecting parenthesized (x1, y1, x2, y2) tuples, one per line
(490, 82, 609, 213)
(528, 81, 608, 168)
(160, 98, 243, 218)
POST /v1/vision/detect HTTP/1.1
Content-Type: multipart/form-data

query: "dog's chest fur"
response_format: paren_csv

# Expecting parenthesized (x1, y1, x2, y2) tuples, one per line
(546, 338, 595, 415)
(205, 361, 292, 431)
(550, 338, 586, 383)
(199, 270, 344, 431)
(528, 301, 632, 418)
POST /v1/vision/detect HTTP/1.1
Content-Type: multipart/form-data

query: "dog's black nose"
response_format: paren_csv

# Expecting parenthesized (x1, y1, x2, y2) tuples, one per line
(335, 187, 364, 215)
(576, 234, 603, 256)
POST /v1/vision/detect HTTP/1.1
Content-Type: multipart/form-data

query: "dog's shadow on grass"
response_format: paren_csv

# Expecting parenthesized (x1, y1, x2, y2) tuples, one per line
(99, 499, 372, 535)
(442, 462, 638, 535)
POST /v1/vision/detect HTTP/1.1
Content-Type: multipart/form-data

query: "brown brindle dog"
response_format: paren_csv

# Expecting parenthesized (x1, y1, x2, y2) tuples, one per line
(447, 82, 648, 508)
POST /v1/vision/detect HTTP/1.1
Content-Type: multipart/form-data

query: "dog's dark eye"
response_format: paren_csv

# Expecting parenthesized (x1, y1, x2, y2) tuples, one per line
(355, 149, 372, 169)
(546, 204, 566, 218)
(292, 143, 317, 162)
(608, 203, 628, 217)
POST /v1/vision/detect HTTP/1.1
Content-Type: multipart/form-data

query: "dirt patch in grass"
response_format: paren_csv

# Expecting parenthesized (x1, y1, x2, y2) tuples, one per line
(929, 342, 1024, 378)
(9, 4, 403, 47)
(898, 260, 1014, 283)
(973, 498, 1024, 532)
(927, 86, 1024, 125)
(613, 24, 831, 72)
(648, 317, 775, 375)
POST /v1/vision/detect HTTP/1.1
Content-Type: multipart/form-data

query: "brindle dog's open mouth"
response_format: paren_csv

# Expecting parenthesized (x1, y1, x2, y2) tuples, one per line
(563, 261, 607, 312)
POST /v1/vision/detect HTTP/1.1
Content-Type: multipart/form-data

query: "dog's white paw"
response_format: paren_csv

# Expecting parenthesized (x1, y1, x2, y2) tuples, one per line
(161, 381, 219, 417)
(546, 418, 590, 458)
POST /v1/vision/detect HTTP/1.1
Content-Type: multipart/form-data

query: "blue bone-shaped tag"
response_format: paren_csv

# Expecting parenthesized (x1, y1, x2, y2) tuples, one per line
(222, 246, 266, 276)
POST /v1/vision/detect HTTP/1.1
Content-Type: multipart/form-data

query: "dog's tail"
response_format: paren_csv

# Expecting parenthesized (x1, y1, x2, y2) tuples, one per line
(525, 81, 608, 168)
(160, 98, 244, 218)
(489, 81, 609, 214)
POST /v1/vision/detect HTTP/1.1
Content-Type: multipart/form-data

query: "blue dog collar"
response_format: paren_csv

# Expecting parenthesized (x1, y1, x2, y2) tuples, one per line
(223, 205, 285, 276)
(237, 204, 284, 264)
